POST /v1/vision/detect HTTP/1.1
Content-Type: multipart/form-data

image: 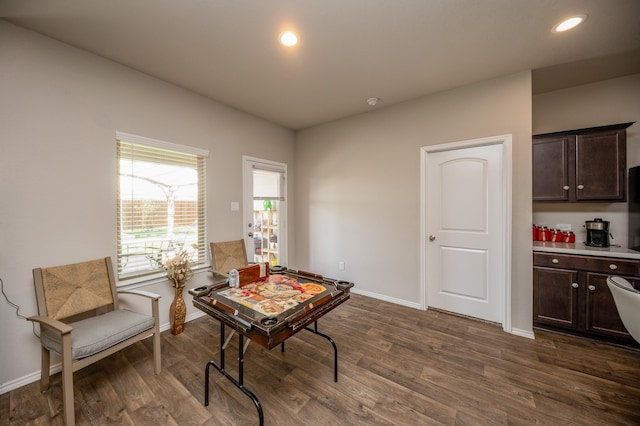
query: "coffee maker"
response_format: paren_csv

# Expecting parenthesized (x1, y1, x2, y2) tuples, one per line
(585, 218, 610, 247)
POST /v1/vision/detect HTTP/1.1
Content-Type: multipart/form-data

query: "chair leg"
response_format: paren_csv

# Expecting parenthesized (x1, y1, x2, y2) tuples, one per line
(40, 345, 50, 392)
(152, 330, 161, 374)
(61, 333, 75, 426)
(151, 299, 161, 374)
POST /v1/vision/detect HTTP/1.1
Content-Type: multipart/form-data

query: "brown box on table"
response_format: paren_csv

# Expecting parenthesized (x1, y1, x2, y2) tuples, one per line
(237, 263, 269, 286)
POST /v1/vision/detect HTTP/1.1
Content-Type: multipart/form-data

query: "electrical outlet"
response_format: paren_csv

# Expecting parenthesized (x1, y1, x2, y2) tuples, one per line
(556, 224, 571, 231)
(338, 261, 345, 271)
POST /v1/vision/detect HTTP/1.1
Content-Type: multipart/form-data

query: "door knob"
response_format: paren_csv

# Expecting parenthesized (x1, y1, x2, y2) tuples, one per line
(429, 235, 436, 242)
(248, 232, 253, 237)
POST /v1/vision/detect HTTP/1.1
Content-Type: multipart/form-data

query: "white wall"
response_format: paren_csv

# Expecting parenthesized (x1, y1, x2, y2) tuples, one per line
(532, 74, 640, 247)
(0, 21, 295, 389)
(294, 72, 533, 332)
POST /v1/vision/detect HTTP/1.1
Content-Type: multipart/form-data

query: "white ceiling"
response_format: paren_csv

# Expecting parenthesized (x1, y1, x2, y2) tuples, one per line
(2, 0, 640, 130)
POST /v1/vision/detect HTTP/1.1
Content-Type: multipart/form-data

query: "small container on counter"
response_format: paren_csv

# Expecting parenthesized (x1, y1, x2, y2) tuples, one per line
(533, 224, 575, 244)
(539, 226, 550, 241)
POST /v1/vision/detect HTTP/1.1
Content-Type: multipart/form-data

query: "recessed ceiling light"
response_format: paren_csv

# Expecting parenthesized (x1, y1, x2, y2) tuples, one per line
(280, 31, 298, 47)
(553, 14, 587, 33)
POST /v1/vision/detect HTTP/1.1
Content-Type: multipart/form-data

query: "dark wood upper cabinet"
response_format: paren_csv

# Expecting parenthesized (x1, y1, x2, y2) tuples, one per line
(532, 135, 571, 201)
(533, 122, 634, 202)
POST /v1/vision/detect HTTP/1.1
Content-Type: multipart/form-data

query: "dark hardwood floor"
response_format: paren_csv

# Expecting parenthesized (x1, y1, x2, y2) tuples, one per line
(2, 293, 639, 425)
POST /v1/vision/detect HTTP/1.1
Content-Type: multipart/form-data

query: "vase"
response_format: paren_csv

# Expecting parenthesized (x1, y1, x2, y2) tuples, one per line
(169, 285, 186, 335)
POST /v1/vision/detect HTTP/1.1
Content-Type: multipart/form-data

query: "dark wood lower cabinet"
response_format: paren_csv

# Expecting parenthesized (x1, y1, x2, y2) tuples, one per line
(585, 273, 640, 340)
(533, 266, 579, 330)
(533, 252, 639, 347)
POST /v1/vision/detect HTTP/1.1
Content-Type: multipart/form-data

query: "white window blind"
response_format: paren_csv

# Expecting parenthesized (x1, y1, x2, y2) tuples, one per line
(116, 133, 208, 280)
(252, 167, 285, 201)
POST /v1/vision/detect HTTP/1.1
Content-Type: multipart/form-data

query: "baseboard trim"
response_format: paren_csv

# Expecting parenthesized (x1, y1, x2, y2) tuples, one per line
(510, 327, 535, 340)
(351, 288, 423, 310)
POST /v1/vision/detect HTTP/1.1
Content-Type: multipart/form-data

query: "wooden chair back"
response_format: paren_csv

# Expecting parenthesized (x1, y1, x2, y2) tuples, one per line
(34, 257, 118, 323)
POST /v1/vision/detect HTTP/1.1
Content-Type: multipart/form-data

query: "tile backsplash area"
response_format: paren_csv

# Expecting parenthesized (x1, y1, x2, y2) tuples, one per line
(533, 202, 629, 248)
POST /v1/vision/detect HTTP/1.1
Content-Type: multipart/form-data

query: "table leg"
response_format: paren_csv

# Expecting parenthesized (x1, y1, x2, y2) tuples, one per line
(305, 321, 339, 382)
(204, 323, 264, 425)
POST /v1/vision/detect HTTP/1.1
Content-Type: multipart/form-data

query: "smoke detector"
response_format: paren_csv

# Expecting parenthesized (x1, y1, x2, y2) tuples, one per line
(367, 97, 379, 107)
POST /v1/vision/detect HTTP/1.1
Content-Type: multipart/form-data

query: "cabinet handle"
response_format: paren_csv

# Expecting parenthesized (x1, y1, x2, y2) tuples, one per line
(551, 258, 559, 264)
(588, 285, 596, 291)
(563, 186, 570, 190)
(577, 184, 584, 190)
(609, 264, 618, 270)
(572, 283, 579, 288)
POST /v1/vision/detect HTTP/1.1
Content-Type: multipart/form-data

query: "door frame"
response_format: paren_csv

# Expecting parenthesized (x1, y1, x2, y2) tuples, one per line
(420, 135, 512, 332)
(242, 156, 288, 267)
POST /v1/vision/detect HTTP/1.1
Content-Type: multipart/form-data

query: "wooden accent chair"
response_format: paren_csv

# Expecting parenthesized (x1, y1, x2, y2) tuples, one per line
(210, 239, 249, 274)
(27, 257, 161, 425)
(607, 276, 640, 344)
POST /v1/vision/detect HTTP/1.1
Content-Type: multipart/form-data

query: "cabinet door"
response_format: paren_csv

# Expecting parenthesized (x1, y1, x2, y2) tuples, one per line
(533, 266, 580, 329)
(575, 130, 626, 201)
(532, 136, 571, 201)
(585, 273, 634, 341)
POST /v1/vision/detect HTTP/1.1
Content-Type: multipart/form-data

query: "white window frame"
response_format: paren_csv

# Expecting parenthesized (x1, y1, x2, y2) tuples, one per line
(116, 131, 209, 282)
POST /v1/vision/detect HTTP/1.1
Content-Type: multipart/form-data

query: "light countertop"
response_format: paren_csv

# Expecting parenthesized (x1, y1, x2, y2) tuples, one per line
(533, 241, 640, 260)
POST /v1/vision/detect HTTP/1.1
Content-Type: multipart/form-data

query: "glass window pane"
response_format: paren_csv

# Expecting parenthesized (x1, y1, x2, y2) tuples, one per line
(116, 138, 207, 280)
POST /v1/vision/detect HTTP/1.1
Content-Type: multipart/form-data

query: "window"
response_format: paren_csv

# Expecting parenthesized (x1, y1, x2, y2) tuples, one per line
(116, 132, 208, 280)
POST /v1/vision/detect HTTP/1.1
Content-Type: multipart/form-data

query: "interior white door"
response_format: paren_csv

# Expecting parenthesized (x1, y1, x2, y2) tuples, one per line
(426, 143, 504, 323)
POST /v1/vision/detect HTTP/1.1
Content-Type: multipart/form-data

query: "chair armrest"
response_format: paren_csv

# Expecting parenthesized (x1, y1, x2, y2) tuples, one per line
(117, 290, 160, 322)
(117, 289, 161, 300)
(27, 315, 73, 335)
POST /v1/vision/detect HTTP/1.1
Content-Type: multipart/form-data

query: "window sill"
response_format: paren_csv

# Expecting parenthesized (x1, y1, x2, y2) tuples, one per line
(116, 266, 211, 291)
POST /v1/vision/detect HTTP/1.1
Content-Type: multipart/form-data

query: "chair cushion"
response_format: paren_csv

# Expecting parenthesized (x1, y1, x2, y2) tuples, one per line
(41, 309, 155, 359)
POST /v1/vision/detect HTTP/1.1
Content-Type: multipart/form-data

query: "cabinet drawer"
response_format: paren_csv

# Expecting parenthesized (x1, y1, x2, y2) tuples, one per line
(533, 252, 640, 276)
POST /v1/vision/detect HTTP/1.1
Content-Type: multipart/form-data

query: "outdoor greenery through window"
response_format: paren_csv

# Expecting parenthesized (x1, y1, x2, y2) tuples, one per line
(116, 133, 208, 280)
